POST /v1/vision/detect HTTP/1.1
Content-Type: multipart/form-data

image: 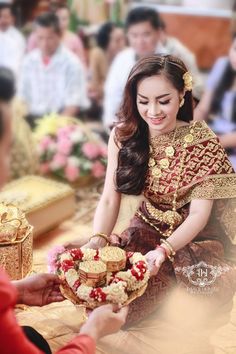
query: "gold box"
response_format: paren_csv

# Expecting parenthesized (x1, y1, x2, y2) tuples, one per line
(0, 227, 33, 280)
(0, 176, 76, 237)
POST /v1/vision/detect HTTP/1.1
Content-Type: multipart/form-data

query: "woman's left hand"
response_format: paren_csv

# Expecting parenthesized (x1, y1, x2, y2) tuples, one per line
(145, 249, 166, 277)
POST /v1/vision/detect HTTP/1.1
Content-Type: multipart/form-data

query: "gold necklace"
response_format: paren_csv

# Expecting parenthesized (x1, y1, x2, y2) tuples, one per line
(149, 127, 177, 180)
(137, 123, 196, 238)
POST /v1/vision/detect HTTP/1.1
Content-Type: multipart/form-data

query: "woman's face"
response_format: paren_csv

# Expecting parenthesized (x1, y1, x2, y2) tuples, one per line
(229, 37, 236, 70)
(108, 27, 126, 55)
(0, 104, 12, 189)
(136, 74, 182, 137)
(56, 8, 70, 32)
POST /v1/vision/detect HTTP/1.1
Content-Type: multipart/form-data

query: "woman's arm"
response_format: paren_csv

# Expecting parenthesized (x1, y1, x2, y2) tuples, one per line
(194, 90, 214, 121)
(146, 199, 213, 275)
(89, 128, 122, 248)
(165, 199, 213, 251)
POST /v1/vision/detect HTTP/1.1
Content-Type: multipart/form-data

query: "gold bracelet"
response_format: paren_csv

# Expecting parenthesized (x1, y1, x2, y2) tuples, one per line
(160, 238, 176, 262)
(89, 233, 110, 244)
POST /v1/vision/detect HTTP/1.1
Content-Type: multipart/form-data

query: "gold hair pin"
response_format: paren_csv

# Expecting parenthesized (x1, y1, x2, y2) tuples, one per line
(183, 72, 193, 91)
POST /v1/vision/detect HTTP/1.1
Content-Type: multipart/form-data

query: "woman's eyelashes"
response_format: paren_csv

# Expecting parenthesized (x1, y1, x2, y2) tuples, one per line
(138, 99, 170, 105)
(159, 99, 170, 105)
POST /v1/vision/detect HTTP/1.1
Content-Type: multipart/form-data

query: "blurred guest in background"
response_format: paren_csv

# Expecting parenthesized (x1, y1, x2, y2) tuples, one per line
(18, 12, 88, 128)
(103, 6, 203, 130)
(0, 67, 38, 180)
(0, 3, 25, 78)
(56, 4, 87, 66)
(194, 33, 236, 169)
(27, 4, 87, 68)
(88, 22, 126, 105)
(159, 18, 201, 96)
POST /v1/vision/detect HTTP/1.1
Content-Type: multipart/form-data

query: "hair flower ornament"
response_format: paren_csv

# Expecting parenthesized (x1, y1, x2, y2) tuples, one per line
(183, 71, 193, 91)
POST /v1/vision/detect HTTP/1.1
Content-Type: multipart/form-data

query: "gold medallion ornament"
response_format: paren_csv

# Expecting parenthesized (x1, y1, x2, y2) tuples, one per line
(148, 157, 156, 167)
(184, 134, 194, 144)
(165, 146, 175, 157)
(159, 158, 170, 169)
(151, 167, 162, 178)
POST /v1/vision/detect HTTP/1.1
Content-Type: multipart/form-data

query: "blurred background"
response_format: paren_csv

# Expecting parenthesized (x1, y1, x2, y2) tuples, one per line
(1, 0, 236, 180)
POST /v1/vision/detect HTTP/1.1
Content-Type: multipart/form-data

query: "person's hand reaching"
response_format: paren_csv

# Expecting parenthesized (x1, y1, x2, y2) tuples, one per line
(80, 304, 129, 340)
(13, 273, 64, 306)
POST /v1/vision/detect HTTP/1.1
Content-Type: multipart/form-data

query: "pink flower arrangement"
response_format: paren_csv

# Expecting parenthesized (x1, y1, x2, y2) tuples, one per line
(37, 124, 107, 183)
(47, 245, 66, 273)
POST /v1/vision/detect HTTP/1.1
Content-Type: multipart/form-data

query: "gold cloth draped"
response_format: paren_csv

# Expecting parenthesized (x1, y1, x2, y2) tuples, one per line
(144, 121, 236, 262)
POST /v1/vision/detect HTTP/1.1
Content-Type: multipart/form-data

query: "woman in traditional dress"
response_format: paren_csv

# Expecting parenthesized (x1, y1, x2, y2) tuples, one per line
(70, 55, 236, 345)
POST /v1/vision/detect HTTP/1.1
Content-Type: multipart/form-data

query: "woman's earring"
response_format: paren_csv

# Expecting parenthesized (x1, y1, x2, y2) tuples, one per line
(179, 98, 185, 107)
(179, 98, 185, 108)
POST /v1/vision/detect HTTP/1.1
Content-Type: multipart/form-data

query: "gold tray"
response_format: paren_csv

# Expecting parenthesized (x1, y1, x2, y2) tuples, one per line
(59, 280, 148, 309)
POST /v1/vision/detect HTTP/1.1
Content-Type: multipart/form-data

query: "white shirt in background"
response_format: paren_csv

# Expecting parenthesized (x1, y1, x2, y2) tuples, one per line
(0, 26, 26, 77)
(18, 45, 89, 116)
(103, 40, 203, 129)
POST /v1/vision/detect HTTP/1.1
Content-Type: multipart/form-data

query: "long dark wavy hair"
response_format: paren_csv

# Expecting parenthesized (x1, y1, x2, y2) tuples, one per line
(115, 54, 194, 195)
(210, 33, 236, 122)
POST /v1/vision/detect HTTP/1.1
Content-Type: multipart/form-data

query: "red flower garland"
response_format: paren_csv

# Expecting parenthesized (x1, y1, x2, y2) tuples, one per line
(61, 259, 74, 272)
(90, 288, 107, 302)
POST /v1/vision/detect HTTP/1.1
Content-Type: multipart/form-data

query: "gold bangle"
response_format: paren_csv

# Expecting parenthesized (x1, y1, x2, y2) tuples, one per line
(160, 239, 176, 262)
(89, 233, 110, 244)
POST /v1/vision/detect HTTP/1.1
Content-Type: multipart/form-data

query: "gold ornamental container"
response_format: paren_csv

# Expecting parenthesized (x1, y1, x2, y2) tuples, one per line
(0, 203, 33, 280)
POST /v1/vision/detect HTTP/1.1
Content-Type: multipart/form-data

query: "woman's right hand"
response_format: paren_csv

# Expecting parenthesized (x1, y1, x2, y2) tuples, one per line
(64, 239, 88, 250)
(64, 235, 107, 250)
(81, 236, 107, 250)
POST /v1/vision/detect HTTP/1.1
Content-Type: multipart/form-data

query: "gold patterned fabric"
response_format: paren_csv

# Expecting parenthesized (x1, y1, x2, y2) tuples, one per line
(112, 121, 236, 325)
(145, 121, 235, 207)
(143, 121, 236, 260)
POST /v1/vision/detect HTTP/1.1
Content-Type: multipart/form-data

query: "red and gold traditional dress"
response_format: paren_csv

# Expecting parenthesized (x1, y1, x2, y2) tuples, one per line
(112, 121, 236, 325)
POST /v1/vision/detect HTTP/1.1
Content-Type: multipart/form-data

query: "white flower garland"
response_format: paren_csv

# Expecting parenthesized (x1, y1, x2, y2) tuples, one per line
(57, 248, 150, 306)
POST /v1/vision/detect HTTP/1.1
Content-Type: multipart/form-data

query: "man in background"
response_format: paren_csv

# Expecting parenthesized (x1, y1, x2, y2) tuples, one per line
(0, 3, 25, 78)
(103, 7, 202, 130)
(18, 12, 89, 128)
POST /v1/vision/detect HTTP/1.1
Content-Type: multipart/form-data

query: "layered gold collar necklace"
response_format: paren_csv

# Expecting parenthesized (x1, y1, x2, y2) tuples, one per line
(136, 123, 196, 238)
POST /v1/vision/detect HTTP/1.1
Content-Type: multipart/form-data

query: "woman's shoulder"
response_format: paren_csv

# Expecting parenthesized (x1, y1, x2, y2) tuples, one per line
(90, 46, 105, 59)
(189, 120, 218, 143)
(176, 120, 217, 142)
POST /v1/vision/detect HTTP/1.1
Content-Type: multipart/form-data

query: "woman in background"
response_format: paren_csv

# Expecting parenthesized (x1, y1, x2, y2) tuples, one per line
(88, 22, 126, 104)
(194, 33, 236, 168)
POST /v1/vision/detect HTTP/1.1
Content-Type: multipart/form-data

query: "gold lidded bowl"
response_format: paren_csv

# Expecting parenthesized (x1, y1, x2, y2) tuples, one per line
(100, 246, 126, 272)
(79, 260, 107, 287)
